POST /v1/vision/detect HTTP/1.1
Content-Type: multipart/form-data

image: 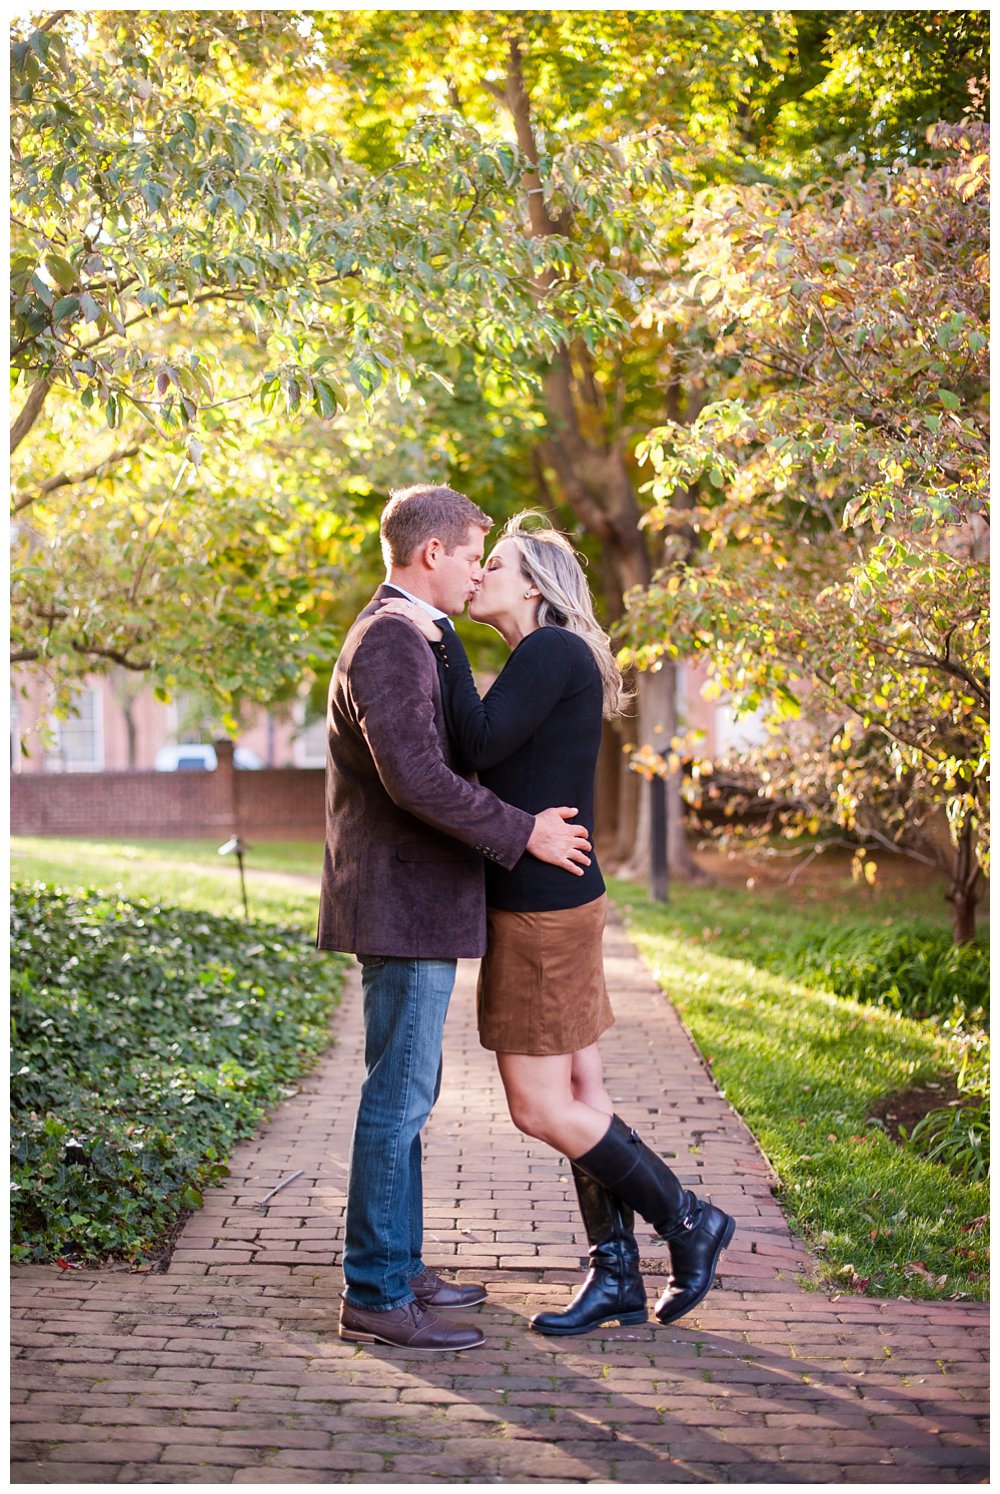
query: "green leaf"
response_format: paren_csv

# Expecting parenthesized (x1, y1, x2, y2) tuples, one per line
(312, 379, 337, 419)
(46, 254, 76, 291)
(78, 292, 102, 323)
(937, 389, 960, 411)
(29, 272, 54, 308)
(52, 295, 80, 324)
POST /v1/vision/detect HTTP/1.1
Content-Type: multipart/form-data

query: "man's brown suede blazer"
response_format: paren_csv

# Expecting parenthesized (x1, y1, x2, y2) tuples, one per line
(316, 586, 534, 958)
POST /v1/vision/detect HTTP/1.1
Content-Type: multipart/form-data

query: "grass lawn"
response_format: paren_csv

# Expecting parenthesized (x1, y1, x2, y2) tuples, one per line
(608, 871, 988, 1303)
(10, 835, 324, 927)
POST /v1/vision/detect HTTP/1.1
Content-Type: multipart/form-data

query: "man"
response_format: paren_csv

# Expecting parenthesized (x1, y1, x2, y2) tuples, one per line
(317, 484, 591, 1351)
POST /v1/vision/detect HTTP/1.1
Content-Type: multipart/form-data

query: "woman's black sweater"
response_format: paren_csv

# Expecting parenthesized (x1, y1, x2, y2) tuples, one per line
(436, 624, 606, 912)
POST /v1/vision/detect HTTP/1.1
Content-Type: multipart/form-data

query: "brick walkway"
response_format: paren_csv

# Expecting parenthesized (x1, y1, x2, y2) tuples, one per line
(11, 913, 989, 1483)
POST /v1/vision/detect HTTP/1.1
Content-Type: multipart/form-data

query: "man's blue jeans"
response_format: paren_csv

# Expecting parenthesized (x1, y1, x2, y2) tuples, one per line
(342, 954, 456, 1311)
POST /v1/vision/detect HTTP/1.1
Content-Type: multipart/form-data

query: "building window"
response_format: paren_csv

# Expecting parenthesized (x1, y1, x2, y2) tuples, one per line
(48, 686, 104, 772)
(293, 711, 327, 768)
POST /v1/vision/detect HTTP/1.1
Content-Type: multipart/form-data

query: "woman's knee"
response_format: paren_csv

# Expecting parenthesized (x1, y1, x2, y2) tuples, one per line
(505, 1089, 558, 1142)
(498, 1056, 571, 1143)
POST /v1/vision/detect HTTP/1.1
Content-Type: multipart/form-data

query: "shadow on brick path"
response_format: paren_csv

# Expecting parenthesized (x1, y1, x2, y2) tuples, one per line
(11, 911, 989, 1484)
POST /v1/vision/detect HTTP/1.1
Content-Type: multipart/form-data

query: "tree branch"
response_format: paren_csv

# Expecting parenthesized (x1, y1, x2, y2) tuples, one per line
(10, 374, 55, 454)
(13, 444, 143, 514)
(69, 640, 153, 671)
(870, 637, 989, 710)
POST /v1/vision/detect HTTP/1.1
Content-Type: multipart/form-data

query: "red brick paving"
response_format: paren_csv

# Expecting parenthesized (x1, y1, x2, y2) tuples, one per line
(11, 913, 989, 1483)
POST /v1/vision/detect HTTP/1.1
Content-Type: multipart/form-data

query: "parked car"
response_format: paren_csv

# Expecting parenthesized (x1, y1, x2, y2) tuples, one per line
(154, 744, 265, 771)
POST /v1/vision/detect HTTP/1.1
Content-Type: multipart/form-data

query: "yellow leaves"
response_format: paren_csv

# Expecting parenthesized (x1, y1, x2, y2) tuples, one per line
(701, 677, 723, 702)
(628, 744, 679, 780)
(832, 724, 853, 754)
(851, 851, 878, 886)
(953, 153, 990, 203)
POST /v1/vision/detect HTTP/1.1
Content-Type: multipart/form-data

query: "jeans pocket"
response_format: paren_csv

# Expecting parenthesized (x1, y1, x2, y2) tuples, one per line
(358, 953, 387, 971)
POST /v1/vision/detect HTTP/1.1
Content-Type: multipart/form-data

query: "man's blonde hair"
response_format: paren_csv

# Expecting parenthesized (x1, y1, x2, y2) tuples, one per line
(380, 484, 491, 567)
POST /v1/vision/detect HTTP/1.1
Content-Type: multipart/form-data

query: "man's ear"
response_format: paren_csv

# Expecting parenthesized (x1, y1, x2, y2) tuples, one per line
(420, 537, 444, 570)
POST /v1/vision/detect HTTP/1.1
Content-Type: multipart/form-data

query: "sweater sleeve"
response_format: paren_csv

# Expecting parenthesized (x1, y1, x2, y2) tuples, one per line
(349, 615, 534, 869)
(436, 626, 575, 771)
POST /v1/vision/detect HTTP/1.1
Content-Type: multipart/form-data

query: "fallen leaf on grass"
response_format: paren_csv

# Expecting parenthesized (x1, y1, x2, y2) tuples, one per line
(904, 1261, 949, 1286)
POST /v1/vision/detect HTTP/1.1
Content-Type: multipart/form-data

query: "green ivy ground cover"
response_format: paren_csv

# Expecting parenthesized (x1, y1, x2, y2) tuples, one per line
(10, 882, 344, 1264)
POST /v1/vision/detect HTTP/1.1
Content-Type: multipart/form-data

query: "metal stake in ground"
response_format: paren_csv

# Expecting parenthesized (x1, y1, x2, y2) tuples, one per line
(650, 773, 669, 903)
(218, 835, 250, 919)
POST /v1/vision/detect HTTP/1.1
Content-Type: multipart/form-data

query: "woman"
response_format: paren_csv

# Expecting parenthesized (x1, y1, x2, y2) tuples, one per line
(381, 514, 734, 1335)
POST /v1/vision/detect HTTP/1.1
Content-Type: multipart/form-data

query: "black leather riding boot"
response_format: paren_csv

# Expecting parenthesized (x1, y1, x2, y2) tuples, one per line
(530, 1165, 647, 1336)
(573, 1114, 735, 1326)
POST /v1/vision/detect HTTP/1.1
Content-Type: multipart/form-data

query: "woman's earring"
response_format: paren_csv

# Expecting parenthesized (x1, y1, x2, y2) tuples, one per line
(524, 590, 534, 599)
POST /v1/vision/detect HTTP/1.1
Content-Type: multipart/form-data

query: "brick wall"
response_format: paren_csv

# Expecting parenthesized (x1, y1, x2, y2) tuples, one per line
(10, 760, 326, 841)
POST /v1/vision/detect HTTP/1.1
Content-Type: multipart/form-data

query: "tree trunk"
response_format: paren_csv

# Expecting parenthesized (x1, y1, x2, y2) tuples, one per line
(951, 887, 979, 946)
(948, 819, 982, 945)
(123, 701, 139, 770)
(615, 663, 705, 883)
(500, 34, 703, 881)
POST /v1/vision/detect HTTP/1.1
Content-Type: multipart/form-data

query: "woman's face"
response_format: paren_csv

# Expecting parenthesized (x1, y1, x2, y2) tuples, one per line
(468, 539, 532, 625)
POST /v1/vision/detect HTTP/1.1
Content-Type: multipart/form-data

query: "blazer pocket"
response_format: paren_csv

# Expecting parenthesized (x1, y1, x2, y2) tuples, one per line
(396, 838, 476, 864)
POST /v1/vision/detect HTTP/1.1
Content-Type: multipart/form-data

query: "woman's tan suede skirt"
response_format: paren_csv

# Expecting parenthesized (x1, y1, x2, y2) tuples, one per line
(477, 893, 615, 1055)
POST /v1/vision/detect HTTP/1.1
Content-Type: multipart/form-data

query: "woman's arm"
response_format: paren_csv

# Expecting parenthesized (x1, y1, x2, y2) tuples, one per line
(438, 626, 574, 770)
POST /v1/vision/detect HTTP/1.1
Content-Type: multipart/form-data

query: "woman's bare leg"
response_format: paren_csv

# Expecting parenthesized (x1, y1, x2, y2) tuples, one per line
(496, 1050, 612, 1158)
(570, 1043, 613, 1115)
(500, 1045, 648, 1336)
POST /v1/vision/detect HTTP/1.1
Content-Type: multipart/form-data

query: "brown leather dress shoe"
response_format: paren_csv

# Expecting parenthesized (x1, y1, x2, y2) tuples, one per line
(410, 1267, 487, 1310)
(339, 1297, 485, 1351)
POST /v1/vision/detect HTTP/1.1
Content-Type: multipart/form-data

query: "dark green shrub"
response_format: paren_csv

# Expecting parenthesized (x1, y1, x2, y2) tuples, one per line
(778, 922, 989, 1028)
(10, 883, 342, 1263)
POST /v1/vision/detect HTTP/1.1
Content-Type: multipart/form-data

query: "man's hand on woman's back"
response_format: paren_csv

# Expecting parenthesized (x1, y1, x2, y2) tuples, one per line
(527, 806, 592, 875)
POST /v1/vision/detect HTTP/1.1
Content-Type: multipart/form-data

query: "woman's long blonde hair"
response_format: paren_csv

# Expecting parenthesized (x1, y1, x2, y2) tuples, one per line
(500, 512, 629, 719)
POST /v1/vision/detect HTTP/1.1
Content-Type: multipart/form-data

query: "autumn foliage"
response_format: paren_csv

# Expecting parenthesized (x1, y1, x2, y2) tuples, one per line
(625, 124, 989, 941)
